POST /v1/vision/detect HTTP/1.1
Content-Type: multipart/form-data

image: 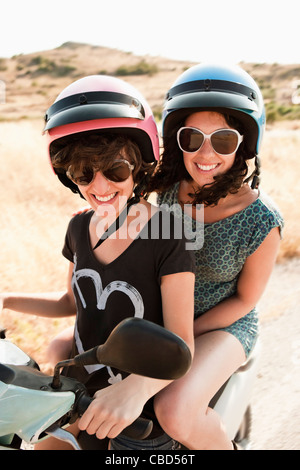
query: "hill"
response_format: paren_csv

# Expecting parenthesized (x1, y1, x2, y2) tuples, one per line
(1, 41, 300, 123)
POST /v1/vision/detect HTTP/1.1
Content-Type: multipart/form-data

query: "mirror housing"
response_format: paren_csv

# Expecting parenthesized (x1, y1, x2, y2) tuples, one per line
(52, 318, 192, 388)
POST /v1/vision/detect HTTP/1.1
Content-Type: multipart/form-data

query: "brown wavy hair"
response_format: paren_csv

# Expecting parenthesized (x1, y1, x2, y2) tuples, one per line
(148, 113, 260, 206)
(50, 131, 156, 198)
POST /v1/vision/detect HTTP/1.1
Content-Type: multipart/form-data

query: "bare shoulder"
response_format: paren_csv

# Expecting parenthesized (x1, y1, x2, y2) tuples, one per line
(230, 185, 258, 211)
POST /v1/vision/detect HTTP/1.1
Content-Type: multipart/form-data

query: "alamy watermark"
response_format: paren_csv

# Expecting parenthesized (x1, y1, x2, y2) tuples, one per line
(94, 197, 204, 250)
(0, 80, 5, 104)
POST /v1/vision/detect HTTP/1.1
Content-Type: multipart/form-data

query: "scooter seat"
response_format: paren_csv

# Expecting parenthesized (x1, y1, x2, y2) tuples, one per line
(209, 339, 260, 408)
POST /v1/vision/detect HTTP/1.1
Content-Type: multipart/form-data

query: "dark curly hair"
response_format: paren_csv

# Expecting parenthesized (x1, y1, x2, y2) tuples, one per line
(148, 113, 260, 206)
(50, 131, 156, 198)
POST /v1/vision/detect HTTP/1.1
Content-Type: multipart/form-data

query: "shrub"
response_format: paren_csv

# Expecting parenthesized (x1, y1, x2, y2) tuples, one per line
(266, 101, 300, 123)
(29, 55, 76, 77)
(115, 60, 158, 76)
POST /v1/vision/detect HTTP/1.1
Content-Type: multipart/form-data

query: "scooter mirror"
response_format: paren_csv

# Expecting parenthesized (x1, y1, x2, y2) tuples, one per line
(71, 318, 192, 380)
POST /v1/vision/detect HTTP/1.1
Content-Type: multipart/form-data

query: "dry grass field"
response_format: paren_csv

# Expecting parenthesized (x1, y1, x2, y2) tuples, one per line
(0, 43, 299, 371)
(260, 123, 300, 260)
(0, 120, 83, 367)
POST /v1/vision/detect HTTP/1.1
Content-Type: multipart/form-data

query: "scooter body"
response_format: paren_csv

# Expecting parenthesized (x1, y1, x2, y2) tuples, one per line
(0, 317, 192, 450)
(211, 340, 260, 448)
(0, 377, 75, 444)
(0, 321, 260, 450)
(0, 339, 79, 447)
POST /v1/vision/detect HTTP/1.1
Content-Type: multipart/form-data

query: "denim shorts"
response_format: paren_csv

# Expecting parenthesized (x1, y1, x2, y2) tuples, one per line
(110, 432, 180, 450)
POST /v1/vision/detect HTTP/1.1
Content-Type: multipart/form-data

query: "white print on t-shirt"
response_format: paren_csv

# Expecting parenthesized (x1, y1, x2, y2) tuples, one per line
(71, 254, 144, 382)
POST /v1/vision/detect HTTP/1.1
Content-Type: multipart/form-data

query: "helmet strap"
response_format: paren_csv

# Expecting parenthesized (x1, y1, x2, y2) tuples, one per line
(93, 194, 140, 250)
(251, 155, 261, 189)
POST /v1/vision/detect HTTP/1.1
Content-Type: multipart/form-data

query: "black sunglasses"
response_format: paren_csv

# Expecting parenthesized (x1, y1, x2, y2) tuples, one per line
(66, 159, 135, 186)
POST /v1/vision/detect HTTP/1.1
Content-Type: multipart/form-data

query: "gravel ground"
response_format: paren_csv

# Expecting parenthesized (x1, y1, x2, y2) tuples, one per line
(249, 258, 300, 450)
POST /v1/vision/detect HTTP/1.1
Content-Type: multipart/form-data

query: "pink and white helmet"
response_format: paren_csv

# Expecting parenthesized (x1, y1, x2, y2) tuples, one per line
(44, 75, 159, 192)
(44, 74, 159, 165)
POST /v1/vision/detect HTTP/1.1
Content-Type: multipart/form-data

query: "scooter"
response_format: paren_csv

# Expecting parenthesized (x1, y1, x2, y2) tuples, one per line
(209, 339, 260, 449)
(0, 317, 260, 450)
(0, 317, 191, 450)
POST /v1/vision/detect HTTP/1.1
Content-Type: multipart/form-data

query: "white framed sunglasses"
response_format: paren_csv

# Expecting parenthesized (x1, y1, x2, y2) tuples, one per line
(66, 158, 134, 186)
(177, 127, 244, 156)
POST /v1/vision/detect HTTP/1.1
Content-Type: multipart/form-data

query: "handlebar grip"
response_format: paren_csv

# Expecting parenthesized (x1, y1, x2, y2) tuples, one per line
(76, 395, 93, 416)
(122, 417, 153, 440)
(76, 394, 153, 440)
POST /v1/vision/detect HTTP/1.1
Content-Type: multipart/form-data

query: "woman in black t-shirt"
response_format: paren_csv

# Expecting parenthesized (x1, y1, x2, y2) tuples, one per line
(1, 76, 195, 450)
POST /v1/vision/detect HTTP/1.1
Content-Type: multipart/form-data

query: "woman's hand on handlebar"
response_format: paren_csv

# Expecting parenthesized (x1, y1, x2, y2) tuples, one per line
(78, 379, 145, 440)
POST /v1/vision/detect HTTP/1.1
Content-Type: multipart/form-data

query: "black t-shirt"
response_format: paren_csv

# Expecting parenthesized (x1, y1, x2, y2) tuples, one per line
(62, 207, 194, 433)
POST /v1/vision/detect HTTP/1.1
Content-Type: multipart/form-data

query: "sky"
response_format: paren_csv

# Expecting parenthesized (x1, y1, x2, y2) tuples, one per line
(0, 0, 299, 65)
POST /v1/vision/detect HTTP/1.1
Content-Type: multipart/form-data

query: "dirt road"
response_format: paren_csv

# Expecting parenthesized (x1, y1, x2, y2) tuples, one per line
(249, 258, 300, 450)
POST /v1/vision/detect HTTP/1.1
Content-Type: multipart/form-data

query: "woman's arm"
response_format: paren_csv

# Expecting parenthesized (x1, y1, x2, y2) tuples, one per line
(160, 271, 195, 355)
(194, 227, 281, 337)
(0, 263, 76, 318)
(78, 271, 195, 439)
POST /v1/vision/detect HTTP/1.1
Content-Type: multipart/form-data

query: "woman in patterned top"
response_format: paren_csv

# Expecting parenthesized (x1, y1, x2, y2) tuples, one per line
(149, 64, 283, 450)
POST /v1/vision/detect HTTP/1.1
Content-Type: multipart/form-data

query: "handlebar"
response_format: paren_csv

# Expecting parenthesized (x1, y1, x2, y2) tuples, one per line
(1, 317, 191, 446)
(76, 394, 153, 440)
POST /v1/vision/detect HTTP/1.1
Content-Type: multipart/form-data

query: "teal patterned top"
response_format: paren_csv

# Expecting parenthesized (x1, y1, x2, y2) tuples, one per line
(157, 183, 284, 320)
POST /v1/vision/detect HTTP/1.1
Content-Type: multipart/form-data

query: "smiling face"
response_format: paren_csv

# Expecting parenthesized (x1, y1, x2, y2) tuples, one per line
(50, 133, 143, 216)
(77, 152, 135, 215)
(182, 111, 237, 188)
